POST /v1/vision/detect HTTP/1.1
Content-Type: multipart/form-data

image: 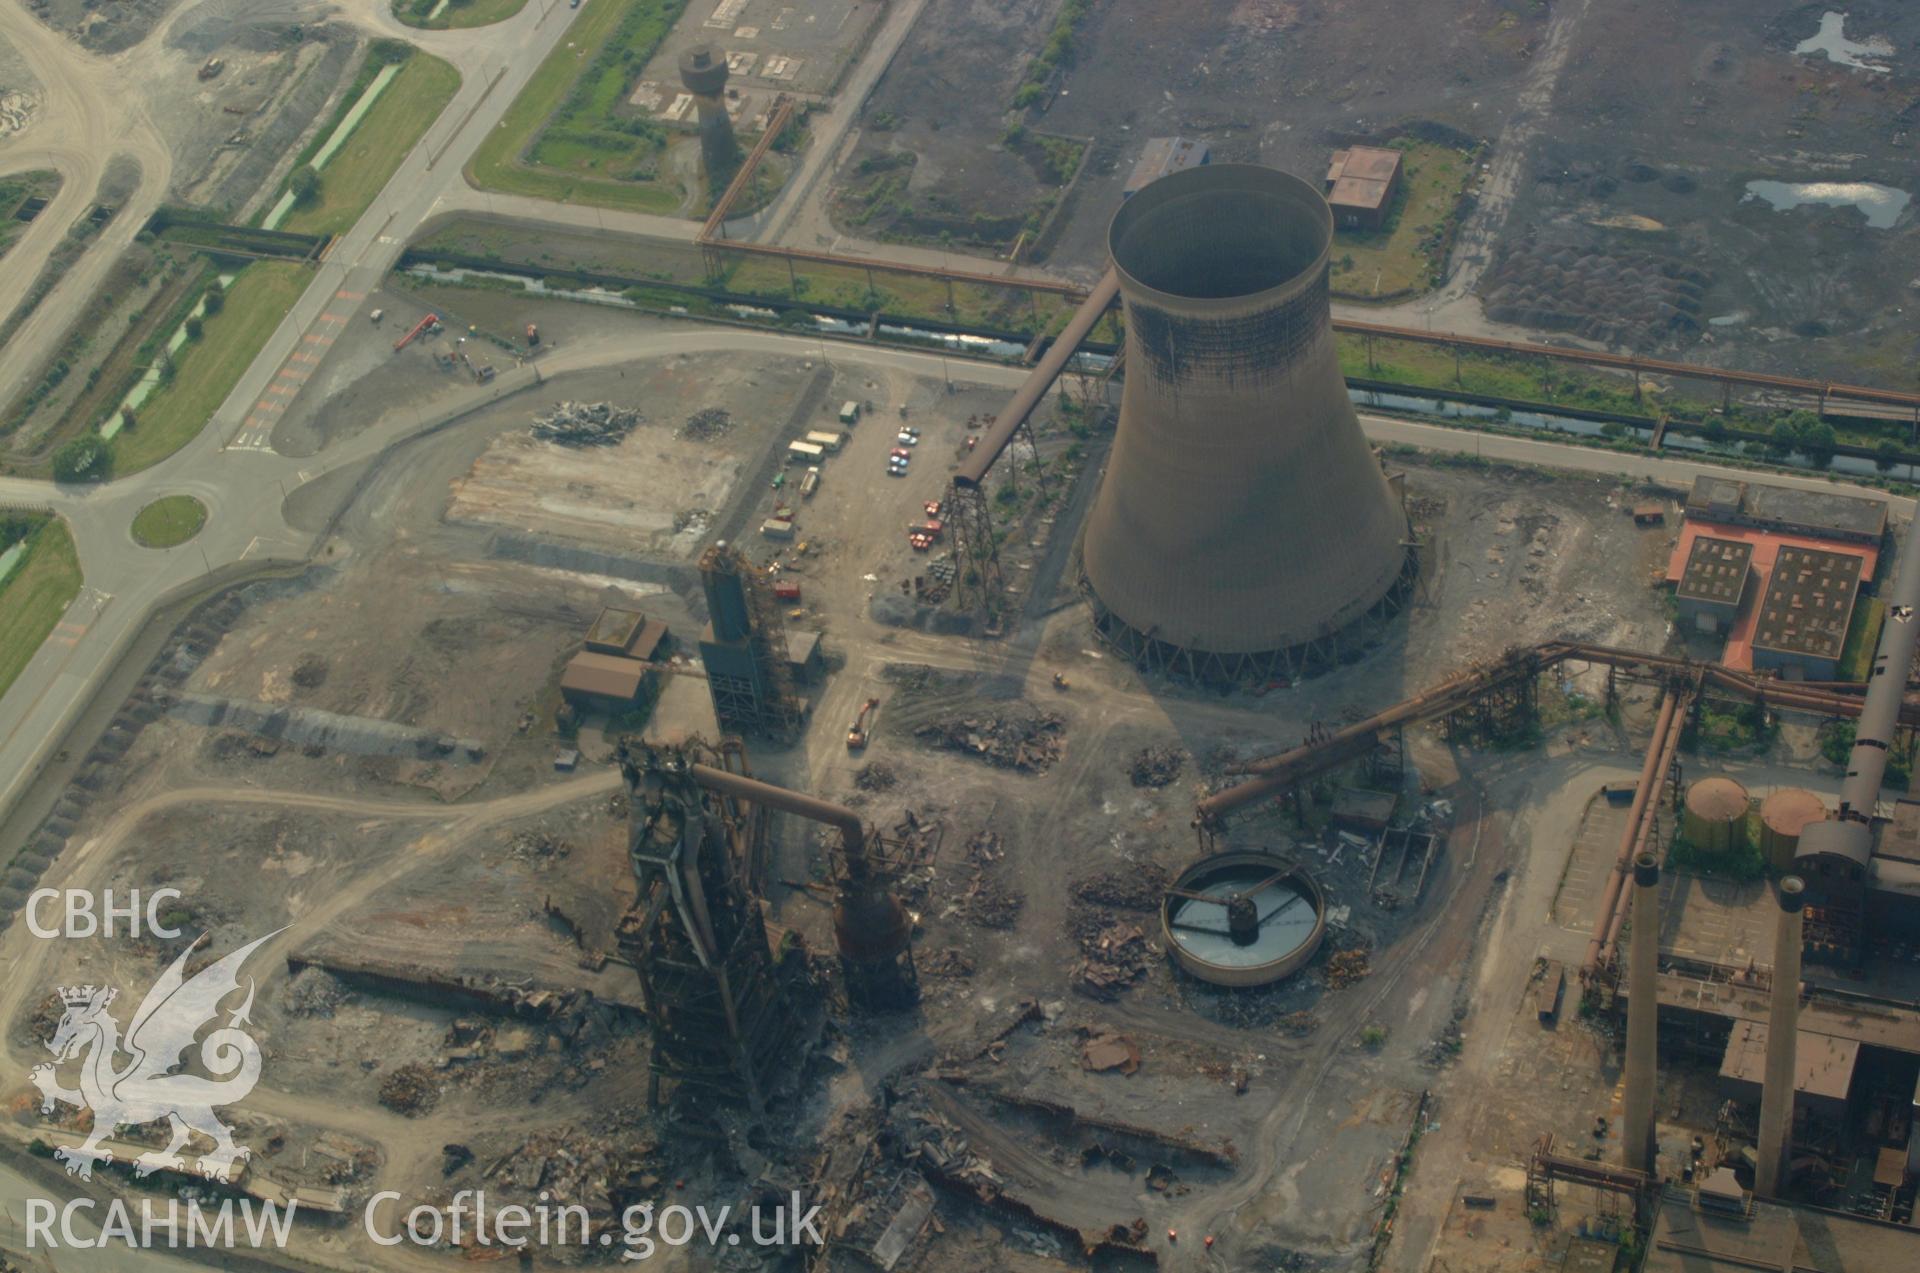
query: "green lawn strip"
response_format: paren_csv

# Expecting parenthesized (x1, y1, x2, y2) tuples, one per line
(1837, 596, 1885, 683)
(107, 261, 311, 474)
(131, 496, 208, 548)
(465, 0, 687, 215)
(1329, 140, 1474, 300)
(393, 0, 529, 29)
(279, 52, 462, 237)
(0, 518, 82, 701)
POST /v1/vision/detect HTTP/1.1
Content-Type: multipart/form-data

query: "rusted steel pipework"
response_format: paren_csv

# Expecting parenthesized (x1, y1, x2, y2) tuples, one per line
(1593, 689, 1692, 974)
(689, 763, 869, 872)
(1196, 638, 1920, 834)
(953, 268, 1120, 489)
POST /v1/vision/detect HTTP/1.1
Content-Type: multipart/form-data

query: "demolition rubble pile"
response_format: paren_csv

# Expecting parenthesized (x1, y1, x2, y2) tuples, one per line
(854, 761, 898, 792)
(1324, 945, 1373, 990)
(956, 830, 1023, 930)
(1068, 910, 1153, 1001)
(1072, 864, 1169, 911)
(679, 407, 736, 442)
(1128, 745, 1185, 788)
(378, 1063, 441, 1116)
(914, 709, 1064, 773)
(508, 830, 571, 863)
(531, 401, 641, 447)
(475, 1123, 662, 1241)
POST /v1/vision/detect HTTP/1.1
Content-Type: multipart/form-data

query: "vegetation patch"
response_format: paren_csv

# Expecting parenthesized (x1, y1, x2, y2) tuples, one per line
(1328, 139, 1476, 300)
(107, 261, 311, 475)
(131, 496, 208, 549)
(275, 47, 461, 237)
(1011, 0, 1091, 109)
(0, 170, 63, 261)
(466, 0, 693, 214)
(0, 516, 82, 702)
(1836, 596, 1885, 683)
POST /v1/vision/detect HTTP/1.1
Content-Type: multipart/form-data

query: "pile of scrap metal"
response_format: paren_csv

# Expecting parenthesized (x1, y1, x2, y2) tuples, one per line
(531, 400, 642, 446)
(914, 709, 1065, 773)
(810, 1113, 939, 1272)
(474, 1125, 663, 1245)
(1324, 945, 1372, 989)
(1129, 745, 1186, 788)
(1072, 919, 1153, 1000)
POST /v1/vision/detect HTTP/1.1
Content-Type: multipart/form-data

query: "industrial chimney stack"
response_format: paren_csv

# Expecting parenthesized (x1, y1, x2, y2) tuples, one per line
(1622, 852, 1661, 1176)
(1081, 164, 1412, 682)
(1756, 876, 1806, 1197)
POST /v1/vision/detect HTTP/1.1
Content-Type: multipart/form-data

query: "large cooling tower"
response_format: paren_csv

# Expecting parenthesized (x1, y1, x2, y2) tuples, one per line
(1082, 164, 1410, 680)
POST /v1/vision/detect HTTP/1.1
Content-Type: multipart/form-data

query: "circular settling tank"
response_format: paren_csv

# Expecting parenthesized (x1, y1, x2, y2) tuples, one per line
(1682, 776, 1750, 854)
(1161, 851, 1327, 987)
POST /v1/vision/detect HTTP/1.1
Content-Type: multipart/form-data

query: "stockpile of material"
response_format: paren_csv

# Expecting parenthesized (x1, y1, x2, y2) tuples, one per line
(914, 709, 1064, 773)
(532, 401, 641, 446)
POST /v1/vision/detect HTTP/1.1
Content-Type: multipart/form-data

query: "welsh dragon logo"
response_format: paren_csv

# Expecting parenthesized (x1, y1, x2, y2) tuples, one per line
(31, 931, 280, 1182)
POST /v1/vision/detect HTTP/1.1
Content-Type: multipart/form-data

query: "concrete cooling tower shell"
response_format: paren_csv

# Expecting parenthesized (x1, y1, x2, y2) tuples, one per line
(1081, 164, 1411, 680)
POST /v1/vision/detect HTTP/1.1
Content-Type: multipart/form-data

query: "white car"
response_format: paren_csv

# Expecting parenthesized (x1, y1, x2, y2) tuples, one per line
(896, 431, 918, 446)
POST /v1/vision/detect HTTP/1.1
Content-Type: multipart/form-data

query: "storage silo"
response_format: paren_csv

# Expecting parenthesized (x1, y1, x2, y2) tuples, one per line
(1682, 776, 1750, 855)
(1080, 164, 1414, 682)
(1758, 788, 1826, 874)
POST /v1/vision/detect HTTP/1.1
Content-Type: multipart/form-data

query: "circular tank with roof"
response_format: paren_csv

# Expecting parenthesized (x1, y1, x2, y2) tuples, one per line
(1160, 851, 1326, 987)
(1759, 788, 1826, 873)
(1682, 776, 1750, 855)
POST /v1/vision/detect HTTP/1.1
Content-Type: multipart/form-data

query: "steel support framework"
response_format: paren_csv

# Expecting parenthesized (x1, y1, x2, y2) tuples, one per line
(617, 740, 803, 1116)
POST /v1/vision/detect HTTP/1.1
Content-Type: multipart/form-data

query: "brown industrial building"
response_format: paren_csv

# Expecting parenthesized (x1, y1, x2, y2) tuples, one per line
(1749, 545, 1863, 681)
(584, 606, 669, 662)
(1675, 536, 1753, 634)
(1324, 145, 1402, 230)
(559, 651, 656, 713)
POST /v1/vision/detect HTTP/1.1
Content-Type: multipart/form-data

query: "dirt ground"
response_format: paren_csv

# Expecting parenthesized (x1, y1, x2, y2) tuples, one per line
(826, 0, 1545, 273)
(1487, 0, 1920, 381)
(0, 316, 1704, 1271)
(24, 0, 180, 54)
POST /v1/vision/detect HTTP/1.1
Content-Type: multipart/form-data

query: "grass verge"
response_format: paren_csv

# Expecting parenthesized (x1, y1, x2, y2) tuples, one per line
(1329, 140, 1475, 300)
(1837, 596, 1885, 683)
(393, 0, 529, 28)
(131, 496, 208, 548)
(0, 516, 82, 702)
(278, 51, 462, 237)
(465, 0, 688, 215)
(107, 261, 311, 474)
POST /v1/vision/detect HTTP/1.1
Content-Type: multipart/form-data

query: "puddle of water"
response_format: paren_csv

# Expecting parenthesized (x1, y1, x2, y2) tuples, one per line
(1744, 179, 1910, 229)
(1795, 11, 1893, 73)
